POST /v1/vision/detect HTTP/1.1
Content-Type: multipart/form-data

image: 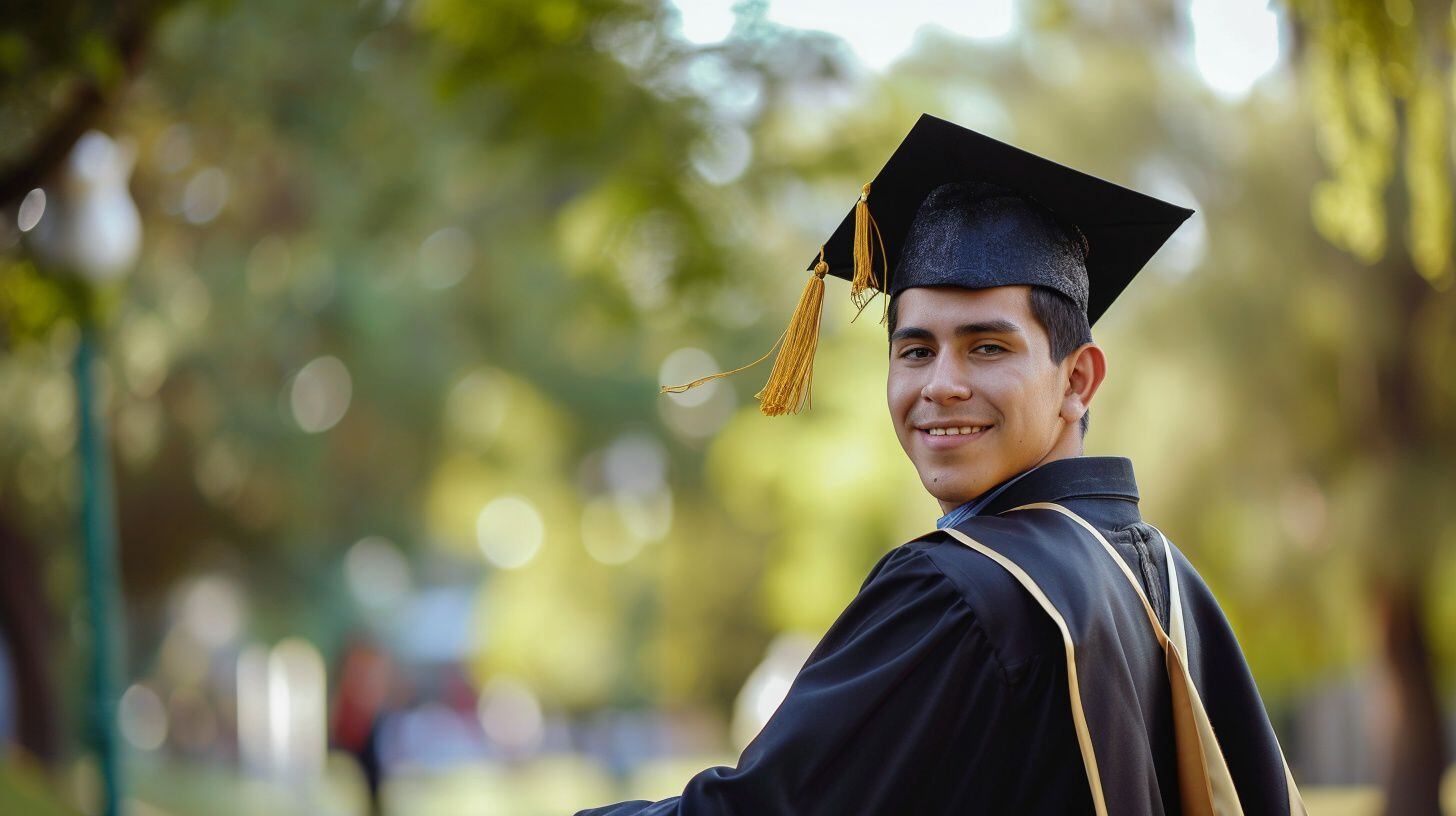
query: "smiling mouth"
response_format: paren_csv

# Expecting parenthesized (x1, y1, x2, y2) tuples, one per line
(916, 424, 994, 446)
(922, 425, 991, 436)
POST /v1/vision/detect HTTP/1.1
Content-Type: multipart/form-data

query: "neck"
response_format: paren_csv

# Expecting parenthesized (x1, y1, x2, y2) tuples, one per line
(1033, 428, 1084, 470)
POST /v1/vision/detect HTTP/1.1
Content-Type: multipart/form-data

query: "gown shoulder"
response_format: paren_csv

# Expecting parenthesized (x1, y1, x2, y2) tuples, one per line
(905, 523, 1072, 681)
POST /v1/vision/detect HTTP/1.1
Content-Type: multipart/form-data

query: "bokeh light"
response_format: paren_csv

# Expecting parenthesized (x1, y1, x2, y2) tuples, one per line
(1187, 0, 1284, 100)
(477, 675, 545, 755)
(182, 167, 229, 225)
(17, 188, 44, 232)
(476, 494, 545, 569)
(119, 684, 168, 751)
(173, 574, 246, 650)
(418, 226, 474, 290)
(289, 355, 353, 433)
(345, 535, 413, 611)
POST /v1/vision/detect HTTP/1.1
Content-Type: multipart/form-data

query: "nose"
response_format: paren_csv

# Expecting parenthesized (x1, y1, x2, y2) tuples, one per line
(922, 355, 972, 404)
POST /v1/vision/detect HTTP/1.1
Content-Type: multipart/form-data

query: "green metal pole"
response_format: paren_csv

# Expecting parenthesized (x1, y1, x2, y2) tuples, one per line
(73, 317, 125, 816)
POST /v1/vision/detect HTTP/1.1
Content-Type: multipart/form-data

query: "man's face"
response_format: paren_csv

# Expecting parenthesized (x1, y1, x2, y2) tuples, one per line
(887, 285, 1072, 510)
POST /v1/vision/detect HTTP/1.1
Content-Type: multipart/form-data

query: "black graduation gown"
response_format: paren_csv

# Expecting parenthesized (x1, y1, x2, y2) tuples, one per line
(576, 456, 1301, 815)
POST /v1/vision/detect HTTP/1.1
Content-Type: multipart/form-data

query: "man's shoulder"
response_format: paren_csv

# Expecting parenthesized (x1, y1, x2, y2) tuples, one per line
(904, 524, 1015, 598)
(859, 523, 1047, 625)
(902, 518, 1070, 661)
(907, 512, 1083, 596)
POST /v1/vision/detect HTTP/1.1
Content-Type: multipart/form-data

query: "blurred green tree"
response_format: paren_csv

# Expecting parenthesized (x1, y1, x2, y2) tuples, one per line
(1276, 1, 1456, 812)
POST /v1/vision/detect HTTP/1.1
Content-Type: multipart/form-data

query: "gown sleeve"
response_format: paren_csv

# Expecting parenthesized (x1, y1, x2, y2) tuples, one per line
(574, 544, 1008, 816)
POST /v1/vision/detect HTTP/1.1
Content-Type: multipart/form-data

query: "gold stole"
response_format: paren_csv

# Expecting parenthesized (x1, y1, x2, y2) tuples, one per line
(939, 502, 1307, 816)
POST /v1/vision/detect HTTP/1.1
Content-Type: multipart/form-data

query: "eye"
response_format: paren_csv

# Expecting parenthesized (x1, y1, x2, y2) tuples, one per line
(898, 346, 932, 360)
(974, 343, 1007, 355)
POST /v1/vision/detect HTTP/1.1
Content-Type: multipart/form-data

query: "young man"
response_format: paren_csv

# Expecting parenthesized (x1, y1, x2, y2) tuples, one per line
(581, 115, 1305, 815)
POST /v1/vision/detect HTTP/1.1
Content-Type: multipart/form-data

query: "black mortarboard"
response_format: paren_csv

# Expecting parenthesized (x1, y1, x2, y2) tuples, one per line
(662, 113, 1194, 416)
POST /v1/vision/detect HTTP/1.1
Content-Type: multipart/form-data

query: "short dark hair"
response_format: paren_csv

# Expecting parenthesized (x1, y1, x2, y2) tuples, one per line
(887, 286, 1093, 436)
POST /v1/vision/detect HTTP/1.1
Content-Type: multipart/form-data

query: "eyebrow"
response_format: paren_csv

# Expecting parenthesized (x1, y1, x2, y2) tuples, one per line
(889, 319, 1023, 344)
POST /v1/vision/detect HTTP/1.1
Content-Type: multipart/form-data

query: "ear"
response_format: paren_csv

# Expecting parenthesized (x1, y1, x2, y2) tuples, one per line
(1060, 342, 1106, 425)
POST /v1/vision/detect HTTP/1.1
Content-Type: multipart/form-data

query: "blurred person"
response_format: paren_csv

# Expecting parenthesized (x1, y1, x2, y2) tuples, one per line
(331, 635, 399, 816)
(582, 115, 1306, 815)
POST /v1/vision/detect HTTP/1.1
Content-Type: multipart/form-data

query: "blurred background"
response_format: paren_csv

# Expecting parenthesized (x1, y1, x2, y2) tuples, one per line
(1, 0, 1454, 814)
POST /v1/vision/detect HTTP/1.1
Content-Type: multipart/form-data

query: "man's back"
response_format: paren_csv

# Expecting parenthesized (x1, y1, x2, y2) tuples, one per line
(914, 515, 1180, 813)
(923, 456, 1296, 814)
(576, 457, 1300, 815)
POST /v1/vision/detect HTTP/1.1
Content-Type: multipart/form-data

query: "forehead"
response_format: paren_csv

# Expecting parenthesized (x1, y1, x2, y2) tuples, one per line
(895, 284, 1034, 327)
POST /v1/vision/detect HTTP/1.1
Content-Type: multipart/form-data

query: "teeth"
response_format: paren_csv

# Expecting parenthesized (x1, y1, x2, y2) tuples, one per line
(926, 426, 988, 436)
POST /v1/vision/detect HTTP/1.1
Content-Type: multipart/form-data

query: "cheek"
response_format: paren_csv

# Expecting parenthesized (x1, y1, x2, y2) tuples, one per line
(975, 373, 1016, 415)
(886, 374, 916, 419)
(983, 370, 1048, 428)
(1015, 375, 1063, 428)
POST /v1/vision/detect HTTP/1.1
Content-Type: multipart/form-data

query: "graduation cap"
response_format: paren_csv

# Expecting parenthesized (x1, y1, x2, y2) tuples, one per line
(662, 113, 1194, 416)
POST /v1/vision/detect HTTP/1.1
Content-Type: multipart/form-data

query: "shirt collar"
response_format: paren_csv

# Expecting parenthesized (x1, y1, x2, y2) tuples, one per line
(935, 456, 1140, 528)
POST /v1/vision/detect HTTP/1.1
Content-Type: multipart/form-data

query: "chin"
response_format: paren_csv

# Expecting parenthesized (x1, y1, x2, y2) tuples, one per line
(919, 470, 987, 509)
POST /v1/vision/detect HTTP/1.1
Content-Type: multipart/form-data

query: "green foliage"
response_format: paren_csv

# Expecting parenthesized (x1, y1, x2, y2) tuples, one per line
(1284, 0, 1456, 288)
(0, 0, 188, 170)
(0, 758, 79, 816)
(0, 258, 78, 345)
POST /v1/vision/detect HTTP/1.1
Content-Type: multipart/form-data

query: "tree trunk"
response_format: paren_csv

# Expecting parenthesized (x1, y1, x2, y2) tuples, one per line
(0, 515, 61, 765)
(1373, 576, 1446, 816)
(1372, 266, 1448, 815)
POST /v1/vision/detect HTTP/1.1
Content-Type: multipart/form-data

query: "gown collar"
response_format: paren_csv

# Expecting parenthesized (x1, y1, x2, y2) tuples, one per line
(935, 456, 1140, 529)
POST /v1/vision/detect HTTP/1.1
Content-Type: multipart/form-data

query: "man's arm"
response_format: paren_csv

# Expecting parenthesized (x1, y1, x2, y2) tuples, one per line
(574, 545, 1005, 815)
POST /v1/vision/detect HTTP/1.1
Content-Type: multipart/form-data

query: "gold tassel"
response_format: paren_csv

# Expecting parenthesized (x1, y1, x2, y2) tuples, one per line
(658, 248, 832, 416)
(755, 253, 829, 416)
(851, 182, 889, 321)
(851, 182, 879, 311)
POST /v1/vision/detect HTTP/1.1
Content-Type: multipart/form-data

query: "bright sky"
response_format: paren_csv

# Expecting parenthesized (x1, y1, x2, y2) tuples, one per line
(669, 0, 1283, 100)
